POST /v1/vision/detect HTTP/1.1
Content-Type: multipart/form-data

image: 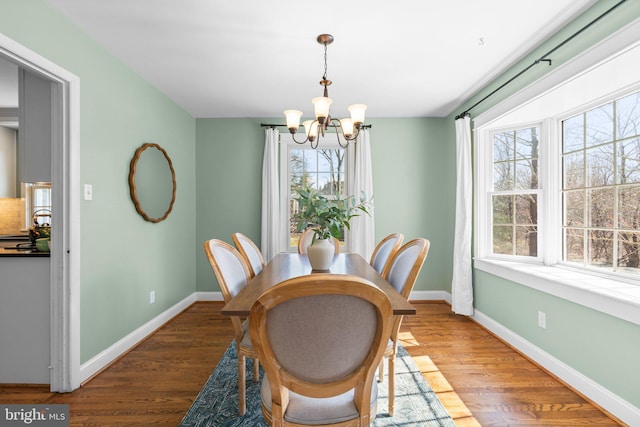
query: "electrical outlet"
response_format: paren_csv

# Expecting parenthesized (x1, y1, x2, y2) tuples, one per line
(150, 290, 155, 304)
(538, 310, 546, 329)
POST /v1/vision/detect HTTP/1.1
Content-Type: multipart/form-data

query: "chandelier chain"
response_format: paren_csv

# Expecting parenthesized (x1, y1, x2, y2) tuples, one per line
(322, 42, 328, 81)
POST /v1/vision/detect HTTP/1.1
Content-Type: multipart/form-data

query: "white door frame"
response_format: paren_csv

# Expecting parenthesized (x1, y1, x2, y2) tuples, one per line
(0, 33, 81, 392)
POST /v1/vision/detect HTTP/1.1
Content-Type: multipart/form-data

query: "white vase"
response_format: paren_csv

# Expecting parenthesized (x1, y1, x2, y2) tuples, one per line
(307, 238, 335, 271)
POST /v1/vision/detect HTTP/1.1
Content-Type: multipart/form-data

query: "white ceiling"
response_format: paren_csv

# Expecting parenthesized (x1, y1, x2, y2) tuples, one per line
(37, 1, 597, 118)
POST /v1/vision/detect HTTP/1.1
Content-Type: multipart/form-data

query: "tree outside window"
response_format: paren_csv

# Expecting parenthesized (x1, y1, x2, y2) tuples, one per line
(491, 126, 539, 257)
(289, 147, 346, 248)
(562, 91, 640, 273)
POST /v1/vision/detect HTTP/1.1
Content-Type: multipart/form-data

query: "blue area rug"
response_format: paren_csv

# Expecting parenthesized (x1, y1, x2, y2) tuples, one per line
(180, 341, 455, 426)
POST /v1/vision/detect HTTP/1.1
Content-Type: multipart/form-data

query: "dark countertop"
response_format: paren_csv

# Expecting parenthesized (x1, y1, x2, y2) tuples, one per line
(0, 238, 50, 257)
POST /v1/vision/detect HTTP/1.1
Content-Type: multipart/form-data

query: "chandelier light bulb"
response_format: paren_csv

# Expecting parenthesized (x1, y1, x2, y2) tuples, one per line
(340, 118, 354, 138)
(284, 110, 303, 133)
(303, 120, 318, 141)
(348, 104, 367, 127)
(312, 97, 333, 124)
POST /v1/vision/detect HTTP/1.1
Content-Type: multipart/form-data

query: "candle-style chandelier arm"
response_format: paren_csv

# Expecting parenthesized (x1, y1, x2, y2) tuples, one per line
(286, 116, 362, 149)
(327, 119, 360, 148)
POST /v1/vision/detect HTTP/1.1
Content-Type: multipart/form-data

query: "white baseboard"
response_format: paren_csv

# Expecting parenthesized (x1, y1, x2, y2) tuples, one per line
(195, 291, 224, 301)
(79, 293, 198, 383)
(472, 309, 640, 426)
(409, 290, 452, 304)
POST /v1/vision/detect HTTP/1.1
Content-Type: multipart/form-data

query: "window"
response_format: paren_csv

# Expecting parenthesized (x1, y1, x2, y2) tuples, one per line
(280, 134, 349, 251)
(472, 28, 640, 329)
(562, 92, 640, 275)
(491, 126, 540, 258)
(24, 182, 51, 228)
(476, 88, 640, 282)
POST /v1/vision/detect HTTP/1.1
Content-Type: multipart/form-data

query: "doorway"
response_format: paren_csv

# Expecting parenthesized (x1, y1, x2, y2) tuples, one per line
(0, 33, 80, 392)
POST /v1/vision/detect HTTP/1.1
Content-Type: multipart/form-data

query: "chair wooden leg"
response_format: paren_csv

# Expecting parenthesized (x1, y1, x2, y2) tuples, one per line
(388, 354, 396, 416)
(253, 357, 259, 381)
(238, 355, 246, 416)
(378, 358, 385, 382)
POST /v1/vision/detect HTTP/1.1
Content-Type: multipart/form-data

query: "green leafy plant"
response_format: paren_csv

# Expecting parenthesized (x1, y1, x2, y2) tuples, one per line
(293, 187, 371, 242)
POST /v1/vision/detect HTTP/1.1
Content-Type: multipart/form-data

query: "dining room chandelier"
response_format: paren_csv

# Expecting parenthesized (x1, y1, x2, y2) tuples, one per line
(284, 34, 367, 149)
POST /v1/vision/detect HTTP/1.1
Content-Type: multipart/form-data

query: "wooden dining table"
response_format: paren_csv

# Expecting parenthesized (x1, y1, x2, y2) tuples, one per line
(221, 252, 416, 317)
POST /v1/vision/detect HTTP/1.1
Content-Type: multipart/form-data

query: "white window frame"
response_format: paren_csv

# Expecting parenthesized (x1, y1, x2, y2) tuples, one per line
(554, 91, 640, 281)
(279, 133, 350, 252)
(472, 20, 640, 329)
(478, 121, 546, 264)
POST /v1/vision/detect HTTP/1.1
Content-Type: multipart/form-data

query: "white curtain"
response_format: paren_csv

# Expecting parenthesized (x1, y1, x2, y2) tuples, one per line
(347, 129, 375, 260)
(261, 128, 280, 262)
(452, 116, 474, 315)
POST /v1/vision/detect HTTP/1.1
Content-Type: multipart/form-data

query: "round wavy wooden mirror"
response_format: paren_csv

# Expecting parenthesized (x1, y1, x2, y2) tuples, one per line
(129, 142, 176, 223)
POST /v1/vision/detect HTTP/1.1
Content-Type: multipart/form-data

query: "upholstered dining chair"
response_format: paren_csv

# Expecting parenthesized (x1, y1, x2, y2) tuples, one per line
(379, 238, 430, 416)
(232, 232, 266, 278)
(297, 227, 340, 255)
(250, 274, 393, 426)
(369, 233, 404, 277)
(203, 239, 260, 416)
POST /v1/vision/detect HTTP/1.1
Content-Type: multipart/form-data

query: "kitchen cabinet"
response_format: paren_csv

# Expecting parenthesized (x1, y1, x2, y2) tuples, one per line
(18, 69, 51, 183)
(0, 256, 50, 383)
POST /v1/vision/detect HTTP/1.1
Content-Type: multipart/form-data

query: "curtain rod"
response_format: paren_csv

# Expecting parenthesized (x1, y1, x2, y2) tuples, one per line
(260, 123, 372, 129)
(454, 0, 628, 121)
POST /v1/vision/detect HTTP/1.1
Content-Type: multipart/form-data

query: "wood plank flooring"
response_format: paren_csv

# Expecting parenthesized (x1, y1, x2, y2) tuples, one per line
(0, 301, 623, 426)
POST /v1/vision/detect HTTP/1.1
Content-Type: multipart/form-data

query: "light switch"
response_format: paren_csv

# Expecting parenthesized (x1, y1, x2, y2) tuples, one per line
(84, 184, 93, 201)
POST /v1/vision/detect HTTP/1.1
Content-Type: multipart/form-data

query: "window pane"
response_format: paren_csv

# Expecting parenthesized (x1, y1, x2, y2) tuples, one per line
(492, 195, 512, 224)
(564, 190, 584, 227)
(516, 226, 537, 256)
(515, 194, 537, 225)
(493, 131, 514, 162)
(290, 150, 305, 173)
(617, 138, 640, 184)
(317, 173, 332, 195)
(563, 152, 584, 189)
(494, 162, 513, 191)
(336, 172, 345, 197)
(515, 159, 538, 190)
(493, 225, 513, 254)
(618, 231, 640, 270)
(588, 230, 613, 268)
(618, 186, 640, 230)
(565, 228, 584, 263)
(585, 103, 613, 147)
(585, 144, 614, 187)
(301, 149, 314, 171)
(515, 127, 538, 159)
(563, 114, 584, 153)
(587, 188, 614, 228)
(290, 173, 308, 192)
(616, 92, 640, 140)
(317, 149, 333, 171)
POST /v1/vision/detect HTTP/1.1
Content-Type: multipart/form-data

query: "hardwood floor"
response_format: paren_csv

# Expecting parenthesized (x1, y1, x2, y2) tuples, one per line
(0, 301, 623, 426)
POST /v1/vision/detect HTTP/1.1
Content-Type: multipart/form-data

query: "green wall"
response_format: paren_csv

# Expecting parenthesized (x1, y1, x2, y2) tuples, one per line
(475, 271, 640, 402)
(0, 0, 197, 363)
(195, 117, 454, 294)
(448, 0, 640, 410)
